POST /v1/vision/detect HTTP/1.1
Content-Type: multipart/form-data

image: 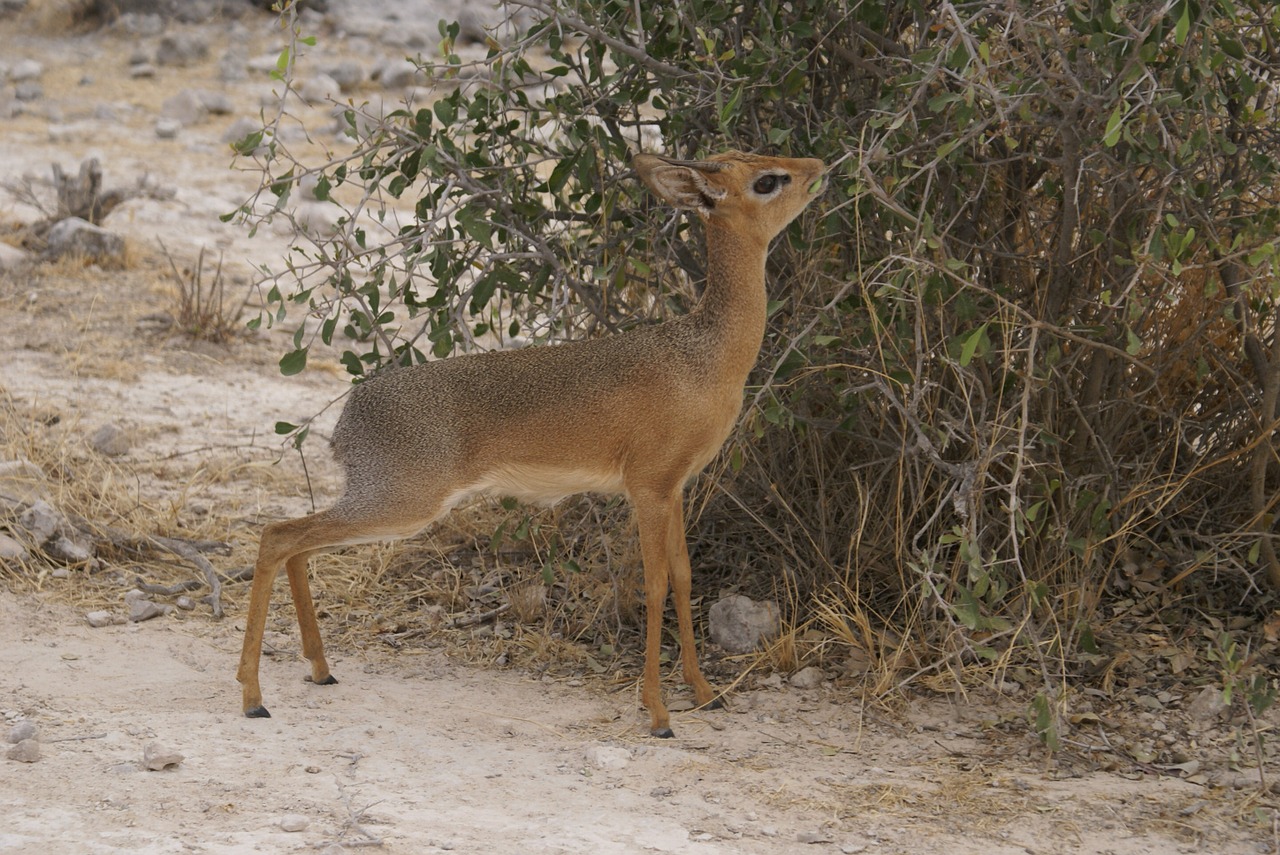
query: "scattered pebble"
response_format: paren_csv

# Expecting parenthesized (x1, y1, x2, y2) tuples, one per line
(583, 744, 631, 771)
(129, 600, 169, 623)
(789, 666, 827, 690)
(10, 59, 42, 81)
(142, 742, 184, 771)
(155, 118, 182, 139)
(90, 423, 132, 457)
(175, 596, 196, 611)
(279, 814, 310, 832)
(6, 739, 40, 763)
(1186, 685, 1228, 721)
(7, 720, 37, 743)
(0, 533, 28, 562)
(85, 610, 114, 628)
(797, 830, 833, 844)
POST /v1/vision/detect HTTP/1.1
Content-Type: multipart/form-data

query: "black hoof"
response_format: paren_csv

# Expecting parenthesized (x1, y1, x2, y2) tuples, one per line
(245, 705, 271, 719)
(307, 674, 339, 686)
(700, 697, 725, 711)
(651, 726, 675, 739)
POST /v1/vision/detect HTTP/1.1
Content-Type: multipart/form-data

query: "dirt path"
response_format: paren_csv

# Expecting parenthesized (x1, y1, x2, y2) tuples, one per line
(1, 591, 1256, 855)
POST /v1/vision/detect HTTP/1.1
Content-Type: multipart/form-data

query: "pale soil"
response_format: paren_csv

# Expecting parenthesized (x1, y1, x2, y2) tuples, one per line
(0, 4, 1274, 854)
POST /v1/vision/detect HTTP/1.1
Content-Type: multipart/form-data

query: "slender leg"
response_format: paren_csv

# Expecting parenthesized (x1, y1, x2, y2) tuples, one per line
(236, 524, 288, 718)
(634, 491, 676, 737)
(666, 497, 720, 710)
(285, 551, 337, 686)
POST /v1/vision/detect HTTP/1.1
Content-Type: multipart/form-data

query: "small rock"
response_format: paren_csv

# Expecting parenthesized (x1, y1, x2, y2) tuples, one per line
(155, 33, 209, 68)
(142, 742, 183, 771)
(175, 596, 196, 611)
(0, 459, 50, 507)
(280, 814, 310, 832)
(0, 533, 28, 562)
(129, 63, 157, 79)
(6, 738, 39, 763)
(129, 600, 168, 623)
(708, 594, 780, 654)
(10, 59, 42, 81)
(797, 831, 833, 844)
(44, 217, 126, 264)
(155, 118, 182, 139)
(789, 666, 827, 690)
(326, 61, 364, 92)
(293, 201, 343, 238)
(298, 73, 342, 104)
(372, 59, 425, 90)
(1186, 685, 1229, 721)
(161, 89, 208, 125)
(196, 90, 234, 115)
(90, 423, 131, 457)
(45, 533, 93, 565)
(86, 610, 114, 628)
(0, 240, 29, 271)
(19, 499, 63, 546)
(7, 720, 37, 743)
(583, 744, 632, 771)
(13, 81, 41, 101)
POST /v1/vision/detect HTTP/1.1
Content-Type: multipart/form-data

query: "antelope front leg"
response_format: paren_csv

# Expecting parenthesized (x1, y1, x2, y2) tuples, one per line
(285, 551, 337, 687)
(667, 497, 720, 710)
(635, 491, 676, 737)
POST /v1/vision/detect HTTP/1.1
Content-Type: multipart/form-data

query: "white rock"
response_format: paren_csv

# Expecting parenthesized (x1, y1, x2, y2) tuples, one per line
(142, 742, 183, 771)
(280, 814, 310, 832)
(0, 533, 27, 562)
(86, 610, 114, 628)
(6, 739, 39, 762)
(10, 59, 42, 82)
(161, 89, 207, 126)
(789, 666, 827, 690)
(0, 240, 29, 271)
(7, 720, 36, 743)
(708, 594, 780, 653)
(129, 600, 168, 623)
(583, 744, 632, 771)
(18, 499, 62, 546)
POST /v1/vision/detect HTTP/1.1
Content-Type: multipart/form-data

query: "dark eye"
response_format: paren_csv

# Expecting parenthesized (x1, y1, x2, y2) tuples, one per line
(753, 174, 780, 194)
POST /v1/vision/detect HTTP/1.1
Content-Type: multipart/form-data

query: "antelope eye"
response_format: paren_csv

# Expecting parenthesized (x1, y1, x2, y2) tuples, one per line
(753, 174, 780, 194)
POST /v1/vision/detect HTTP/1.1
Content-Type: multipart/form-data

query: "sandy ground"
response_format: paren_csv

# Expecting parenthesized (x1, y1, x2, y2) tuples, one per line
(0, 3, 1275, 854)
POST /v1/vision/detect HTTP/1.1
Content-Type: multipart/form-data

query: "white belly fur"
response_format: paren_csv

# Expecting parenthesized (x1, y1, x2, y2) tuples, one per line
(445, 464, 627, 509)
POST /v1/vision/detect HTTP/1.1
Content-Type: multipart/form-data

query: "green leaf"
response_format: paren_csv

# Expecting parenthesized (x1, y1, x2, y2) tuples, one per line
(274, 421, 297, 435)
(1175, 2, 1190, 46)
(230, 129, 264, 155)
(1103, 103, 1125, 147)
(1125, 327, 1142, 356)
(959, 323, 988, 367)
(279, 347, 309, 376)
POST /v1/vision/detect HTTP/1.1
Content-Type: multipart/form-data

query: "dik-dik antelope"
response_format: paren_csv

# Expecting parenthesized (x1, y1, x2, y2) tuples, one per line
(237, 150, 827, 737)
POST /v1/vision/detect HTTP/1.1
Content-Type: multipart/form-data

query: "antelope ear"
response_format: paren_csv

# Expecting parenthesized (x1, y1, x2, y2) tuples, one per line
(633, 155, 727, 215)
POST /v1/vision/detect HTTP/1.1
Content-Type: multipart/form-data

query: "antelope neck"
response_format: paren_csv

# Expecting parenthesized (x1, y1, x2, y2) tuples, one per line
(687, 218, 770, 379)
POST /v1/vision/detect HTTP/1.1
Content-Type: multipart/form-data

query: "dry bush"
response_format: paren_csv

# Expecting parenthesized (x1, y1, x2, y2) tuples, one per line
(224, 0, 1280, 737)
